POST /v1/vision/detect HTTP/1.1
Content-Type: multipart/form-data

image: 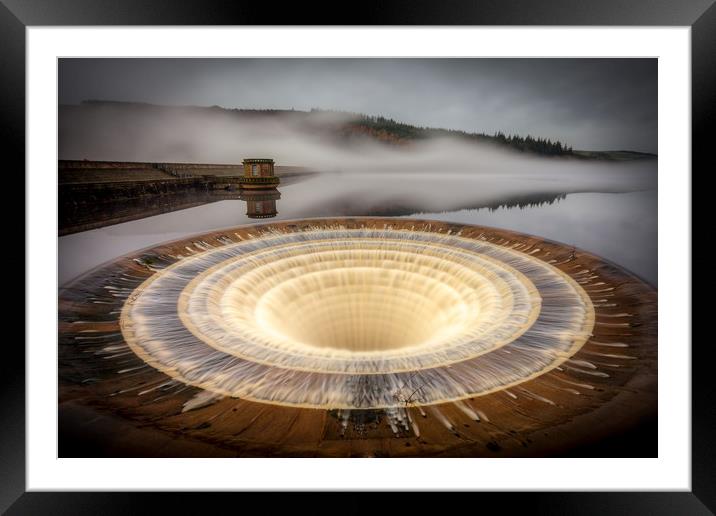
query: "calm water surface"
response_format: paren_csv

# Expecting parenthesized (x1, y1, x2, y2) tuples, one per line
(59, 170, 657, 286)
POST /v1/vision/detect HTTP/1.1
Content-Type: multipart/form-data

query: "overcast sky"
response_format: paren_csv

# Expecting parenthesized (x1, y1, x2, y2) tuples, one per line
(59, 58, 657, 153)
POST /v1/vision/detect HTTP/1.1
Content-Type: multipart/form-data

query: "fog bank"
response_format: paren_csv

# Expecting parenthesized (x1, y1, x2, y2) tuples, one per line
(59, 103, 656, 189)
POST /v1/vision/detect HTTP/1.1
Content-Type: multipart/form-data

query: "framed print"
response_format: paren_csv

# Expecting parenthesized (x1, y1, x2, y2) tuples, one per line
(4, 0, 710, 512)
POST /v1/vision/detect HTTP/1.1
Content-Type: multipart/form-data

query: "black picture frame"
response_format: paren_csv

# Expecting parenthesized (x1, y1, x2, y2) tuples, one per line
(4, 0, 710, 513)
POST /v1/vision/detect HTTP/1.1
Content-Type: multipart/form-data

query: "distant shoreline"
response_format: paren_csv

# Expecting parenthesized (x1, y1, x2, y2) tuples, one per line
(60, 100, 657, 161)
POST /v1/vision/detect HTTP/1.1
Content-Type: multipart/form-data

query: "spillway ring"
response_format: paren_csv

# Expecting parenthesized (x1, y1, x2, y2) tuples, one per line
(120, 225, 594, 409)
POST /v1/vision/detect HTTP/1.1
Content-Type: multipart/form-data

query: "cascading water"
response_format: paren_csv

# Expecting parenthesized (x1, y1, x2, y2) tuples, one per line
(59, 218, 657, 456)
(120, 226, 594, 409)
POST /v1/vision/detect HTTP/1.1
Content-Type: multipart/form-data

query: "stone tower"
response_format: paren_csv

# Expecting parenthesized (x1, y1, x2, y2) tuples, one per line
(239, 158, 280, 189)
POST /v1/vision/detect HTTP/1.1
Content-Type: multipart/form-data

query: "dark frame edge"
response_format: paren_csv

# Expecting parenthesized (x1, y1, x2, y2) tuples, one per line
(5, 0, 711, 513)
(2, 492, 715, 515)
(0, 0, 714, 26)
(691, 0, 716, 513)
(0, 0, 26, 514)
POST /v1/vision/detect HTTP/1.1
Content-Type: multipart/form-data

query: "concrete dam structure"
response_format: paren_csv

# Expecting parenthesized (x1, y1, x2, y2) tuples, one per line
(59, 159, 292, 234)
(58, 218, 656, 457)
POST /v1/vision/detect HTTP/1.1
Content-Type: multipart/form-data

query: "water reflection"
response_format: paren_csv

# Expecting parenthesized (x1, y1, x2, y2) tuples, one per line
(59, 189, 240, 236)
(60, 186, 284, 233)
(240, 189, 281, 219)
(58, 169, 657, 287)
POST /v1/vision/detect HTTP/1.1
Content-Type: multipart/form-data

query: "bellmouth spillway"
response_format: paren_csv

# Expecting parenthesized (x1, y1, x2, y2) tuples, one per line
(58, 218, 657, 457)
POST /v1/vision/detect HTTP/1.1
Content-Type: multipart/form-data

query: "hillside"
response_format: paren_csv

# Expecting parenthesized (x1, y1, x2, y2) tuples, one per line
(67, 101, 656, 161)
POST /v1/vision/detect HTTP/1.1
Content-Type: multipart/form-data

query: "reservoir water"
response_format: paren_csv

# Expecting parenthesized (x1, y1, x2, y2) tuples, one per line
(59, 169, 657, 287)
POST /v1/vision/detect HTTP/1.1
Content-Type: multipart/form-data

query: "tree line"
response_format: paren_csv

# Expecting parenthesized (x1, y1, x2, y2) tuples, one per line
(492, 131, 573, 156)
(350, 114, 573, 156)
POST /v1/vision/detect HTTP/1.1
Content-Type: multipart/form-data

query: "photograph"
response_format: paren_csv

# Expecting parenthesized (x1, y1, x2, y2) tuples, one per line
(57, 57, 659, 459)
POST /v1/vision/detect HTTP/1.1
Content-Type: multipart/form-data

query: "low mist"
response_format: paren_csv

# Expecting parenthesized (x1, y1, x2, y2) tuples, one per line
(59, 102, 657, 192)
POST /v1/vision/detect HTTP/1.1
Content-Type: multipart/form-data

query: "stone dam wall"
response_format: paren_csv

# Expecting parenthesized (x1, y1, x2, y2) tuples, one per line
(59, 160, 247, 235)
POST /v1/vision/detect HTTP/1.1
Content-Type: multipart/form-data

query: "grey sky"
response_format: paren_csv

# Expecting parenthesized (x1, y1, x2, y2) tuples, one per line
(59, 58, 657, 153)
